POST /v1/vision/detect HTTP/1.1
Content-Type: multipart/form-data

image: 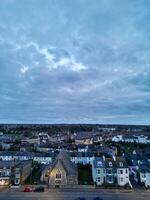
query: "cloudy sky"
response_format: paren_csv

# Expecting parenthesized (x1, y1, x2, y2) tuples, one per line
(0, 0, 150, 124)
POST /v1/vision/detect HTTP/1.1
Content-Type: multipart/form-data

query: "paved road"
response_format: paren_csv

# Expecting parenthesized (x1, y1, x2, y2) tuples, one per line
(0, 189, 150, 200)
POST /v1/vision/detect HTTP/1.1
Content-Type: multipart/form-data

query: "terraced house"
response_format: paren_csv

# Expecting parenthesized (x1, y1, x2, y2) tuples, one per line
(0, 160, 32, 186)
(92, 157, 105, 185)
(92, 156, 131, 187)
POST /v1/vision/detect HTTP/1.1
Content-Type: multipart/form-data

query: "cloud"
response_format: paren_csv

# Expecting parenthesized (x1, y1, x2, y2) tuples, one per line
(20, 65, 29, 74)
(0, 0, 150, 124)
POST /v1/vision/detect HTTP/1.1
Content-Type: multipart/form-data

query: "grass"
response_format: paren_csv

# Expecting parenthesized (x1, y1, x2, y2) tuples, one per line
(78, 164, 93, 185)
(24, 163, 41, 185)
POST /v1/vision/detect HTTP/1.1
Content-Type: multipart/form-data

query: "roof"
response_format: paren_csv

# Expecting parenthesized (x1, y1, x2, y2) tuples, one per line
(105, 158, 115, 168)
(93, 157, 105, 168)
(115, 157, 128, 168)
(0, 160, 17, 167)
(50, 150, 78, 176)
(16, 160, 32, 168)
(139, 165, 150, 173)
(0, 151, 15, 156)
(15, 151, 33, 157)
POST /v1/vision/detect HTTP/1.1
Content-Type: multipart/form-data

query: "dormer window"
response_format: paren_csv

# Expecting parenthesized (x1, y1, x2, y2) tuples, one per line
(97, 161, 102, 167)
(120, 162, 123, 167)
(109, 162, 113, 167)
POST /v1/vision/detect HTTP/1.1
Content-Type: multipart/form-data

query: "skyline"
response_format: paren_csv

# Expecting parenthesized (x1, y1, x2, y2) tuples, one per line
(0, 0, 150, 125)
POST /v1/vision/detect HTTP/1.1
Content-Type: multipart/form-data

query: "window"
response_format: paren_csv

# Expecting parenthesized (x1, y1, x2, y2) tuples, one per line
(97, 177, 101, 182)
(109, 162, 113, 167)
(55, 170, 61, 179)
(97, 161, 102, 167)
(142, 174, 146, 178)
(108, 169, 112, 174)
(56, 173, 61, 179)
(108, 176, 113, 183)
(120, 169, 123, 174)
(119, 162, 123, 167)
(55, 180, 61, 184)
(97, 169, 101, 174)
(120, 177, 124, 182)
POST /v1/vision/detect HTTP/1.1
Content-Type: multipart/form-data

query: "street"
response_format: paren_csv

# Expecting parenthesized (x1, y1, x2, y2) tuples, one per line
(0, 189, 149, 200)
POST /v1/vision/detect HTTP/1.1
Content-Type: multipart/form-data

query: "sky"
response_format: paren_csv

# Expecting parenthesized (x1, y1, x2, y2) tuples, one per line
(0, 0, 150, 125)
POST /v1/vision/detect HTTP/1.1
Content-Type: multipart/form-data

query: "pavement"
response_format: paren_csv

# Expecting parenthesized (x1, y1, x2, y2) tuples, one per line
(0, 188, 150, 200)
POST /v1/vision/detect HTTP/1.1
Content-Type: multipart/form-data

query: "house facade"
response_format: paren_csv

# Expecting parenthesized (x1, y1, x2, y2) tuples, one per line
(0, 160, 32, 186)
(105, 158, 115, 185)
(116, 158, 130, 186)
(92, 156, 131, 187)
(139, 165, 150, 187)
(92, 158, 105, 185)
(41, 150, 78, 187)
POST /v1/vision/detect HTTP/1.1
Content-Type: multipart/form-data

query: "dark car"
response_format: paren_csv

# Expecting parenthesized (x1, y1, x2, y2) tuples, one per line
(75, 198, 86, 200)
(34, 186, 45, 192)
(93, 197, 103, 200)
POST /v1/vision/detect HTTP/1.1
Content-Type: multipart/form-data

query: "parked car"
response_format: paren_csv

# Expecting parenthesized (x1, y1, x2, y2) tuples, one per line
(34, 186, 45, 192)
(23, 187, 33, 192)
(75, 198, 86, 200)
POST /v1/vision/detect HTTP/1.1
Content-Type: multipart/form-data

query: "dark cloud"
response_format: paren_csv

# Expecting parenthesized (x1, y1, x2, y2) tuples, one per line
(0, 0, 150, 124)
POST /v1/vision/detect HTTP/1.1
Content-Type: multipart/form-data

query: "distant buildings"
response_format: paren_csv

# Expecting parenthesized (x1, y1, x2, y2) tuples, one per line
(0, 125, 150, 189)
(112, 135, 150, 144)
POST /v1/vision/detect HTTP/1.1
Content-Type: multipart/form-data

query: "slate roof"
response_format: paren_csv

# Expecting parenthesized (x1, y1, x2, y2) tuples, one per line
(115, 157, 128, 168)
(0, 160, 17, 167)
(93, 157, 105, 168)
(139, 165, 150, 173)
(50, 150, 78, 176)
(105, 158, 115, 168)
(0, 151, 15, 156)
(16, 160, 32, 168)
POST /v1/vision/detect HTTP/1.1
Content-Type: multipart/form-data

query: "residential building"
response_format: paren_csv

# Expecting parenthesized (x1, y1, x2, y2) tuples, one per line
(0, 160, 32, 186)
(12, 160, 32, 185)
(139, 164, 150, 187)
(41, 150, 78, 187)
(116, 157, 130, 186)
(0, 161, 16, 186)
(92, 158, 105, 185)
(105, 158, 115, 185)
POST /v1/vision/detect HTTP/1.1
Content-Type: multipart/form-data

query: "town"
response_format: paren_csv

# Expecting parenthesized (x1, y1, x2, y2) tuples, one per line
(0, 124, 150, 192)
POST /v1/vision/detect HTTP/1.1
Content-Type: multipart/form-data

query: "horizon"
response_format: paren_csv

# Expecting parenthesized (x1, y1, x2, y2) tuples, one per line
(0, 122, 149, 127)
(0, 0, 150, 124)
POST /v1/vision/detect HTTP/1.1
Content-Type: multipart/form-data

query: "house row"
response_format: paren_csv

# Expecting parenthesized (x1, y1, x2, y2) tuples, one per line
(92, 157, 132, 187)
(0, 151, 53, 164)
(0, 151, 95, 165)
(40, 150, 132, 188)
(0, 160, 32, 186)
(112, 135, 150, 144)
(125, 152, 150, 188)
